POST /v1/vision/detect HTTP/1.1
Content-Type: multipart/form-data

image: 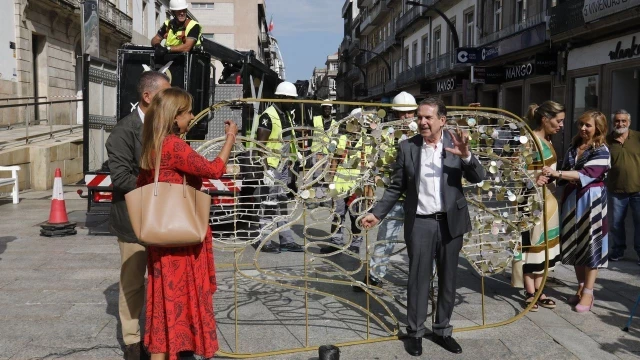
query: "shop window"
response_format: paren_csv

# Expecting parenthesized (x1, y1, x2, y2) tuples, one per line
(572, 75, 599, 124)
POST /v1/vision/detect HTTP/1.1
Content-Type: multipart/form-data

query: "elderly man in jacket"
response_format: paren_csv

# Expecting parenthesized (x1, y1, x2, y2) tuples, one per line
(106, 71, 170, 360)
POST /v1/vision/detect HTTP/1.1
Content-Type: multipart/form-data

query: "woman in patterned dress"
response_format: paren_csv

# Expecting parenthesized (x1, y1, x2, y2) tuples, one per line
(137, 87, 238, 360)
(521, 101, 566, 311)
(543, 110, 610, 313)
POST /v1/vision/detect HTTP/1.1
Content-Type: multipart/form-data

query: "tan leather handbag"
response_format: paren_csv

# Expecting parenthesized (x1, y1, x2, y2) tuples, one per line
(125, 154, 211, 247)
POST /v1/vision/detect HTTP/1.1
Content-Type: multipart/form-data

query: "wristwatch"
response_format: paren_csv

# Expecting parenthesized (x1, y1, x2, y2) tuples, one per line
(167, 46, 172, 52)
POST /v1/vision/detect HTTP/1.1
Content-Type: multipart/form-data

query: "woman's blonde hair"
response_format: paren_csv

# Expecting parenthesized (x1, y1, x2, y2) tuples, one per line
(140, 87, 192, 170)
(571, 110, 608, 148)
(525, 100, 565, 130)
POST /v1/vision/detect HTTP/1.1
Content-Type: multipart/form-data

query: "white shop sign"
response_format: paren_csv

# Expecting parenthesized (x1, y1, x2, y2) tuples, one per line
(568, 31, 640, 70)
(583, 0, 640, 23)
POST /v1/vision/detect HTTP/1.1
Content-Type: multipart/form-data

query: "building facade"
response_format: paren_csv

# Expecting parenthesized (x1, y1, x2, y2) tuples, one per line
(549, 0, 640, 150)
(334, 0, 560, 116)
(316, 53, 339, 101)
(188, 0, 285, 81)
(0, 0, 171, 128)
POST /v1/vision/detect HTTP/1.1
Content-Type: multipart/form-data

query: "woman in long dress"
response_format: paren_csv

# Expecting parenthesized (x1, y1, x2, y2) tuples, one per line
(543, 110, 610, 313)
(520, 101, 565, 311)
(137, 87, 238, 359)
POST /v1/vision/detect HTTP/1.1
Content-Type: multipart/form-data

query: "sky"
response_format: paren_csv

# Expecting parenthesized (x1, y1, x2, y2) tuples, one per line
(266, 0, 344, 82)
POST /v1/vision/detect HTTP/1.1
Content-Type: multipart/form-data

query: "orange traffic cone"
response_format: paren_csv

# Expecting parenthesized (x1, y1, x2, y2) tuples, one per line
(40, 168, 76, 237)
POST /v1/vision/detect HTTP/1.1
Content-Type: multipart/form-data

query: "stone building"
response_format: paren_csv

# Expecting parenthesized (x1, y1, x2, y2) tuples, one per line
(0, 0, 170, 190)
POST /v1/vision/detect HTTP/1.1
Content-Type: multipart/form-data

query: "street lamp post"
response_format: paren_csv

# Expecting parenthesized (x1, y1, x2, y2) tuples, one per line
(406, 0, 459, 50)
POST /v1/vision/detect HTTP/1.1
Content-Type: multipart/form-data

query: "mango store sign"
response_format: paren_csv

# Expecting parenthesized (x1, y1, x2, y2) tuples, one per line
(568, 32, 640, 70)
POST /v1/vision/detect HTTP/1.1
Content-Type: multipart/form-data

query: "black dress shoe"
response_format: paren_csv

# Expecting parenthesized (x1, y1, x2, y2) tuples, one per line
(405, 337, 422, 356)
(280, 242, 304, 252)
(320, 244, 342, 254)
(260, 243, 280, 253)
(352, 274, 382, 292)
(433, 334, 462, 353)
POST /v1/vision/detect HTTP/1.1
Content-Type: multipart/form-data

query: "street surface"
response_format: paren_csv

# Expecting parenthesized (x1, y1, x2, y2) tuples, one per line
(0, 186, 639, 359)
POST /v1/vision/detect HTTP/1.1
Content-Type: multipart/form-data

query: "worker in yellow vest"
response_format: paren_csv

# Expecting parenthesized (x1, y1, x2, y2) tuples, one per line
(151, 0, 202, 54)
(252, 81, 304, 254)
(353, 91, 418, 291)
(320, 108, 375, 255)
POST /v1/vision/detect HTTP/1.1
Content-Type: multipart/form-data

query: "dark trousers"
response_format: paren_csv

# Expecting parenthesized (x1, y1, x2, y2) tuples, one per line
(406, 216, 463, 338)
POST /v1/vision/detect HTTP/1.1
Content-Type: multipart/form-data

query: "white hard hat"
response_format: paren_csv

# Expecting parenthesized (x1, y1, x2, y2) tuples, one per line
(170, 0, 188, 11)
(349, 108, 362, 117)
(391, 91, 418, 111)
(274, 81, 298, 97)
(321, 99, 332, 107)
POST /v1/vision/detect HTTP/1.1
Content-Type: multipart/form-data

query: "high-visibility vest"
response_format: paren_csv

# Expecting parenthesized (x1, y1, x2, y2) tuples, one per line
(163, 19, 202, 47)
(255, 105, 297, 168)
(311, 115, 336, 154)
(334, 135, 373, 193)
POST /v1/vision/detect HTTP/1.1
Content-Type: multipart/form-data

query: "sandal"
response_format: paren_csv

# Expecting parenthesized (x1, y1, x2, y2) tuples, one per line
(535, 289, 557, 309)
(524, 292, 539, 312)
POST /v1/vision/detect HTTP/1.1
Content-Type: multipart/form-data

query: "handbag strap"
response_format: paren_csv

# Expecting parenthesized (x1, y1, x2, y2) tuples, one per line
(153, 149, 187, 197)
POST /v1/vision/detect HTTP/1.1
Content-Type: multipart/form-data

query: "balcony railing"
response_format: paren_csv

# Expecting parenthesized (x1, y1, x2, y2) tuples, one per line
(395, 0, 437, 35)
(360, 2, 383, 35)
(479, 11, 547, 46)
(396, 52, 453, 87)
(365, 31, 397, 64)
(368, 84, 385, 97)
(98, 0, 132, 38)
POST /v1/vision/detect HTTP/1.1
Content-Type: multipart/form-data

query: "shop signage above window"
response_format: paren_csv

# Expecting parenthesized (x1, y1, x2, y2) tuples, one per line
(583, 0, 640, 23)
(504, 54, 557, 81)
(422, 75, 464, 94)
(470, 66, 503, 84)
(568, 31, 640, 70)
(455, 47, 500, 64)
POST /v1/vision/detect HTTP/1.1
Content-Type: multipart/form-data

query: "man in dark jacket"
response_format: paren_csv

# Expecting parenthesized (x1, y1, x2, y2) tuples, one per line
(106, 71, 170, 360)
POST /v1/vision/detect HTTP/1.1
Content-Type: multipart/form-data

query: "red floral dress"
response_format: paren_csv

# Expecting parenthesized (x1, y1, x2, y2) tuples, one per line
(137, 135, 224, 360)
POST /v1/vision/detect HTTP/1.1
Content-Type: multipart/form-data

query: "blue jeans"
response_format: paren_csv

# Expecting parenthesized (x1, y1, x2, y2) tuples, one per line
(610, 192, 640, 258)
(368, 202, 404, 279)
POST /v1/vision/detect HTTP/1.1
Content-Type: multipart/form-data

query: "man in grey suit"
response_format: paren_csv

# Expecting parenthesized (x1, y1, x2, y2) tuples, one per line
(361, 97, 485, 356)
(106, 71, 170, 360)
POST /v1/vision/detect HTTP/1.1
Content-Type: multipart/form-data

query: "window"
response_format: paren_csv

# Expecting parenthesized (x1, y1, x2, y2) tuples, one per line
(404, 47, 410, 70)
(434, 28, 441, 58)
(447, 17, 456, 52)
(192, 3, 214, 9)
(465, 12, 474, 46)
(573, 75, 600, 129)
(412, 41, 418, 66)
(394, 60, 398, 78)
(515, 0, 524, 23)
(494, 0, 502, 33)
(142, 0, 148, 37)
(202, 33, 215, 40)
(422, 35, 429, 63)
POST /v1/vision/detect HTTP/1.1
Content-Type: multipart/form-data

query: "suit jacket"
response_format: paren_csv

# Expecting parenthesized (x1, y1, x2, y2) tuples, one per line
(105, 110, 143, 243)
(372, 131, 485, 240)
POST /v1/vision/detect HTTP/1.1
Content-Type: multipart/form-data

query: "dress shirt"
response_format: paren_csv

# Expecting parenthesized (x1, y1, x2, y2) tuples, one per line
(417, 135, 444, 215)
(137, 105, 145, 123)
(416, 133, 472, 215)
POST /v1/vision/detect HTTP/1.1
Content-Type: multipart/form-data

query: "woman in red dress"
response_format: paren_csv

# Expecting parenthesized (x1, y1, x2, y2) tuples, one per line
(137, 87, 238, 360)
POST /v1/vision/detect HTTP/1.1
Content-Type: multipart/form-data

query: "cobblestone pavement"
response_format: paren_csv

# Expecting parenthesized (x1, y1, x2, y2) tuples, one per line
(0, 186, 639, 359)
